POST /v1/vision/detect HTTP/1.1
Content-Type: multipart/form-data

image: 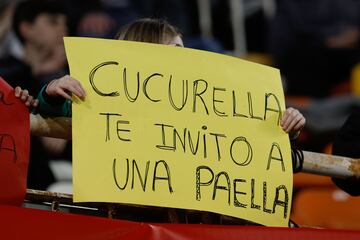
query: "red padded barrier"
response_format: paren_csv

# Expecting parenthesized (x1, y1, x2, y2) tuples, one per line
(0, 205, 359, 240)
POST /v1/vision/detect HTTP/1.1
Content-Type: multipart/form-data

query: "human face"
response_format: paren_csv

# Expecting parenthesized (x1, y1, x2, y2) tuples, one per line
(166, 35, 184, 47)
(25, 13, 67, 49)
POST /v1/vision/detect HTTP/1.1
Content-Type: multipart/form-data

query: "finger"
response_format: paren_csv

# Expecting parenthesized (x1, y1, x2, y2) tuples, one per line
(281, 108, 294, 127)
(281, 110, 296, 130)
(289, 113, 305, 132)
(56, 89, 72, 101)
(292, 118, 306, 132)
(25, 95, 33, 107)
(20, 89, 29, 101)
(65, 84, 84, 99)
(32, 99, 39, 108)
(45, 80, 57, 95)
(74, 86, 86, 100)
(285, 115, 302, 133)
(74, 82, 86, 99)
(64, 77, 86, 99)
(15, 86, 22, 97)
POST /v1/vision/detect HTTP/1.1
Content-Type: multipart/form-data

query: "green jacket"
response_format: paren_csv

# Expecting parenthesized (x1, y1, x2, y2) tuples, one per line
(37, 85, 72, 117)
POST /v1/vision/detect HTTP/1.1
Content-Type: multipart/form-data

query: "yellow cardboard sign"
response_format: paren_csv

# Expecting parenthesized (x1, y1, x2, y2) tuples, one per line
(65, 37, 292, 227)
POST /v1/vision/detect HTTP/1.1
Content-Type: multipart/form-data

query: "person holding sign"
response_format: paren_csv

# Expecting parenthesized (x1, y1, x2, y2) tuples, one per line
(36, 18, 307, 226)
(38, 18, 305, 138)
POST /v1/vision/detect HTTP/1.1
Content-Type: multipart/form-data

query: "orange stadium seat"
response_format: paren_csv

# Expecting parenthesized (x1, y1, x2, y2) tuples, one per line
(291, 187, 360, 230)
(293, 173, 334, 189)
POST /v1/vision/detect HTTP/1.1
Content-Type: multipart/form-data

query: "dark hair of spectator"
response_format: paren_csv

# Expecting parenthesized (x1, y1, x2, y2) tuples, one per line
(13, 0, 66, 43)
(0, 0, 12, 17)
(115, 18, 181, 44)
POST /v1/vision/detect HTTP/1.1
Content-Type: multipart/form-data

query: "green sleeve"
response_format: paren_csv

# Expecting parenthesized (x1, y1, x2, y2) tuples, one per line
(37, 85, 72, 117)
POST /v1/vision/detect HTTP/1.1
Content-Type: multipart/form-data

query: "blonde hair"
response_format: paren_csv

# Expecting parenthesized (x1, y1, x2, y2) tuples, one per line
(115, 18, 181, 44)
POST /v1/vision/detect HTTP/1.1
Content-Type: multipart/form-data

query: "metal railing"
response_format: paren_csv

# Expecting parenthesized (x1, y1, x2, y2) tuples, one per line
(24, 188, 257, 225)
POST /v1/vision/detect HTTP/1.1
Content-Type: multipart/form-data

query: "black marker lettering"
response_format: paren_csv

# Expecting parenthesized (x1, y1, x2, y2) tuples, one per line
(213, 87, 228, 117)
(153, 160, 173, 193)
(113, 158, 129, 190)
(209, 133, 226, 161)
(143, 73, 163, 102)
(132, 159, 150, 191)
(193, 79, 209, 115)
(212, 171, 231, 205)
(233, 179, 247, 208)
(168, 75, 188, 111)
(117, 120, 131, 142)
(248, 92, 263, 120)
(99, 113, 122, 142)
(123, 68, 140, 102)
(232, 90, 247, 118)
(250, 178, 261, 210)
(264, 93, 282, 125)
(155, 123, 175, 151)
(230, 136, 253, 166)
(196, 166, 214, 201)
(89, 61, 119, 96)
(263, 181, 272, 213)
(273, 185, 289, 219)
(266, 142, 285, 172)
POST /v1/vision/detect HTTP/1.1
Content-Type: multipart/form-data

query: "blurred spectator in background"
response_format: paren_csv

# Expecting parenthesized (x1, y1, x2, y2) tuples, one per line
(134, 0, 223, 52)
(61, 0, 222, 52)
(269, 0, 360, 98)
(0, 0, 68, 95)
(0, 0, 22, 60)
(134, 0, 193, 36)
(63, 0, 139, 38)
